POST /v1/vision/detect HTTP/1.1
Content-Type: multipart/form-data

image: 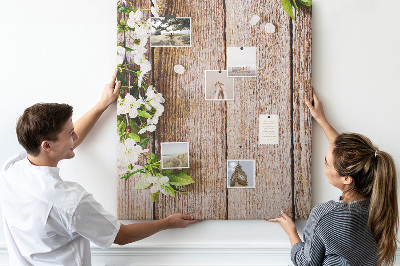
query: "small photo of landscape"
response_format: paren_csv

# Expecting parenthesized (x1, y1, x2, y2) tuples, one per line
(161, 142, 190, 169)
(150, 17, 191, 47)
(227, 47, 257, 77)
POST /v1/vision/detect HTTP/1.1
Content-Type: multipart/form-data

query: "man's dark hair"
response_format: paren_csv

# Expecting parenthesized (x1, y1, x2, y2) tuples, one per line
(16, 103, 73, 156)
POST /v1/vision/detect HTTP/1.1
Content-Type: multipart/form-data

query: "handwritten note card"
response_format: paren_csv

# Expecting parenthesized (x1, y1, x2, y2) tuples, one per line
(259, 114, 279, 145)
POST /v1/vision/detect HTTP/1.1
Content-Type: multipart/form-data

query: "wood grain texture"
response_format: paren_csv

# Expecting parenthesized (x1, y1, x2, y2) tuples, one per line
(292, 7, 312, 220)
(117, 0, 312, 220)
(117, 0, 153, 220)
(153, 0, 228, 220)
(225, 0, 293, 219)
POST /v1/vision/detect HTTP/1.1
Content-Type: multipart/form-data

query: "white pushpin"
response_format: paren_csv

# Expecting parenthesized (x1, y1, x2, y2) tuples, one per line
(174, 64, 185, 74)
(249, 15, 260, 26)
(265, 23, 276, 34)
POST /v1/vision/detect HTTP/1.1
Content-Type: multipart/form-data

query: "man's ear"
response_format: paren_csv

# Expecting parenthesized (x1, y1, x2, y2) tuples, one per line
(343, 176, 354, 185)
(41, 141, 52, 153)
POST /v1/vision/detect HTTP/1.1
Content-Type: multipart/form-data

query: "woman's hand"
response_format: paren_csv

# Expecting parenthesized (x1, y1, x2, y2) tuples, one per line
(268, 211, 301, 247)
(305, 89, 339, 143)
(305, 89, 326, 124)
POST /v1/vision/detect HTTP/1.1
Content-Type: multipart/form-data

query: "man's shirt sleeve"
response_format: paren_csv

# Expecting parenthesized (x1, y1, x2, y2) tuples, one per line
(71, 194, 121, 249)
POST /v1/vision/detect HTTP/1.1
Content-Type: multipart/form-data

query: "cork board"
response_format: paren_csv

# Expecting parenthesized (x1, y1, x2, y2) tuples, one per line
(117, 0, 312, 220)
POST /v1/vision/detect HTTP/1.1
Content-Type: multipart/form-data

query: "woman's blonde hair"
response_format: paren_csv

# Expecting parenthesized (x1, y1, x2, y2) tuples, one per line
(333, 133, 398, 265)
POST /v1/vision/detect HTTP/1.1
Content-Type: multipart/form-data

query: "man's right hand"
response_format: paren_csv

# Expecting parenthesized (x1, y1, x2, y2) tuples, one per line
(164, 213, 201, 229)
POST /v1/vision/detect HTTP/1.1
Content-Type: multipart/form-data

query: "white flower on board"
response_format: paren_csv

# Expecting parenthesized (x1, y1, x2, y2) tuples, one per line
(148, 176, 158, 184)
(129, 9, 143, 22)
(139, 59, 151, 74)
(123, 94, 144, 119)
(117, 46, 125, 65)
(151, 6, 160, 17)
(150, 183, 161, 193)
(147, 124, 156, 132)
(138, 124, 156, 134)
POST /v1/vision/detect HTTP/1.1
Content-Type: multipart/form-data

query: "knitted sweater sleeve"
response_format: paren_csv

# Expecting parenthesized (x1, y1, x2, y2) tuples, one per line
(290, 201, 337, 265)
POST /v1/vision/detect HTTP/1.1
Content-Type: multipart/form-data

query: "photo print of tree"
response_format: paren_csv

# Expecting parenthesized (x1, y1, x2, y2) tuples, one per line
(150, 17, 191, 47)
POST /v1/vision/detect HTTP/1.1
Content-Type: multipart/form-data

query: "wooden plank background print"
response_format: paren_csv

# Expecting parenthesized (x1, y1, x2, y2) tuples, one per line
(117, 0, 312, 220)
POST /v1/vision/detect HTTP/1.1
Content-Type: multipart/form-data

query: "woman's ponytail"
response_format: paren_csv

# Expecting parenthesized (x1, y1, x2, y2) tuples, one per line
(333, 133, 398, 265)
(369, 151, 398, 265)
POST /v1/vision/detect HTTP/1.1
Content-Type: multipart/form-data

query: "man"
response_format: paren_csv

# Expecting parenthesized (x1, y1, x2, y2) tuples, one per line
(0, 69, 199, 265)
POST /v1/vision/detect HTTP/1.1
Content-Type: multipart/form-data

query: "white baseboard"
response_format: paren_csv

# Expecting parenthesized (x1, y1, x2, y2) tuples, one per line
(1, 243, 400, 266)
(91, 244, 293, 266)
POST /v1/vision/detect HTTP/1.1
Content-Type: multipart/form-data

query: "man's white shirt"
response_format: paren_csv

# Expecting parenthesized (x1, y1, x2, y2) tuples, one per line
(0, 152, 121, 265)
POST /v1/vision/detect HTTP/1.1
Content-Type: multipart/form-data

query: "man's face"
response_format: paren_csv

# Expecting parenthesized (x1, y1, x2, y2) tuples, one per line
(48, 118, 79, 162)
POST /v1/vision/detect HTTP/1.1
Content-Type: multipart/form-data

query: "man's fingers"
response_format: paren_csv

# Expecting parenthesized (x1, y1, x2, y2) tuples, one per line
(267, 218, 281, 222)
(115, 80, 122, 93)
(110, 68, 119, 85)
(179, 214, 195, 220)
(187, 219, 201, 225)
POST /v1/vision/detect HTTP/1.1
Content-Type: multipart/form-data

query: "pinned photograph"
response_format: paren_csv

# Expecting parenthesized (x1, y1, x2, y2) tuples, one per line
(205, 70, 234, 100)
(161, 142, 190, 169)
(227, 47, 257, 77)
(227, 160, 256, 188)
(150, 17, 191, 47)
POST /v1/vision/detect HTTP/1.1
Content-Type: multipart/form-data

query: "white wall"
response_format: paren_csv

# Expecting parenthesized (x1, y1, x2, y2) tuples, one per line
(0, 0, 399, 265)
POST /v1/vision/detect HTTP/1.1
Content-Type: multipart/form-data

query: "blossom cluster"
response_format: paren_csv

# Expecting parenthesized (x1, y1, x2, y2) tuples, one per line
(117, 0, 170, 199)
(117, 138, 148, 171)
(117, 0, 161, 87)
(117, 85, 165, 135)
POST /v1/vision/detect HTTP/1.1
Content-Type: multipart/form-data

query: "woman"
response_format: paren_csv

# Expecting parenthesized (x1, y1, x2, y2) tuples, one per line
(214, 81, 227, 99)
(269, 91, 398, 265)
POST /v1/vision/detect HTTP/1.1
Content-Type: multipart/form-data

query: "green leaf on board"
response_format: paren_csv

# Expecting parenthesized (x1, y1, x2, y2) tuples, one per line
(151, 153, 158, 160)
(120, 19, 126, 26)
(162, 169, 174, 175)
(166, 171, 195, 186)
(117, 120, 126, 135)
(152, 191, 160, 202)
(117, 69, 126, 84)
(139, 138, 150, 147)
(123, 46, 134, 52)
(138, 110, 152, 118)
(281, 0, 295, 21)
(128, 132, 140, 142)
(118, 7, 129, 13)
(298, 0, 312, 6)
(128, 119, 140, 135)
(160, 184, 175, 197)
(291, 0, 298, 11)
